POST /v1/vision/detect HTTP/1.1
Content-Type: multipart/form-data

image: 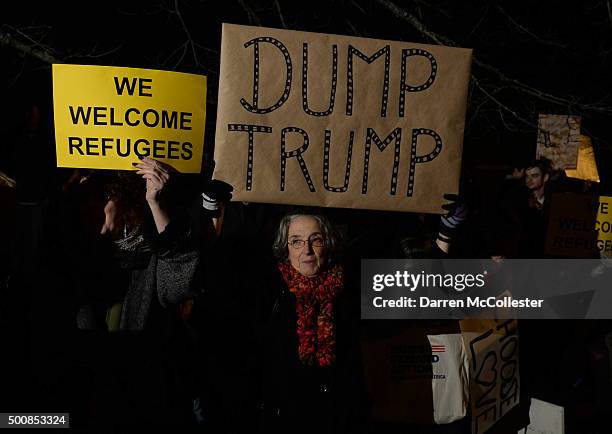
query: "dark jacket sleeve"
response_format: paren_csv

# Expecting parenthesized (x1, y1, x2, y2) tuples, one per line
(154, 212, 200, 307)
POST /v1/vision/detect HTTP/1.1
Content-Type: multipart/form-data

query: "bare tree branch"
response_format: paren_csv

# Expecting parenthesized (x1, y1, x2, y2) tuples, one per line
(172, 41, 190, 69)
(473, 58, 612, 114)
(496, 5, 567, 49)
(273, 0, 287, 29)
(350, 0, 367, 16)
(372, 0, 454, 46)
(471, 76, 533, 128)
(373, 0, 612, 116)
(237, 0, 262, 26)
(0, 170, 16, 188)
(64, 43, 124, 60)
(345, 18, 360, 36)
(464, 4, 490, 40)
(174, 0, 200, 68)
(0, 30, 61, 64)
(3, 25, 59, 56)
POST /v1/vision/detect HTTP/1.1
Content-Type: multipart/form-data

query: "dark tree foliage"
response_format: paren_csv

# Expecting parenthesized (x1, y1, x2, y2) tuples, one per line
(2, 0, 611, 184)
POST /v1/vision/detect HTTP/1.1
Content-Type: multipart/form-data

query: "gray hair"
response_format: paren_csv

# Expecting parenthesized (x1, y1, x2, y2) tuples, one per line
(272, 212, 340, 266)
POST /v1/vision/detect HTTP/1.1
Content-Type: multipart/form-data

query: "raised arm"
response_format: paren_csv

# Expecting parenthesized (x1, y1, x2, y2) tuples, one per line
(133, 157, 174, 233)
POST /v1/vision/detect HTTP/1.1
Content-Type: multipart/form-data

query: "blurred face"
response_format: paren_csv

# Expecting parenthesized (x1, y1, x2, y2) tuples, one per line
(287, 216, 327, 277)
(525, 167, 547, 191)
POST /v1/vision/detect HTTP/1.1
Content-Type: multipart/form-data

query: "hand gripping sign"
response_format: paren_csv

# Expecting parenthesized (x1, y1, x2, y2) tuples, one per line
(53, 64, 206, 173)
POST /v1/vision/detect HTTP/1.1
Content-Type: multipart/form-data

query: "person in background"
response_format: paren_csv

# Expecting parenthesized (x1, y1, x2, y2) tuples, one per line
(524, 158, 552, 213)
(504, 158, 552, 257)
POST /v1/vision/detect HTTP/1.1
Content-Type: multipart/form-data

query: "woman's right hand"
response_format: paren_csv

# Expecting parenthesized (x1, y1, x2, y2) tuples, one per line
(133, 157, 175, 204)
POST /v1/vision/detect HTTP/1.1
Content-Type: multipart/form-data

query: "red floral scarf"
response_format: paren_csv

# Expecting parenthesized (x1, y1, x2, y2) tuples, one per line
(278, 262, 344, 367)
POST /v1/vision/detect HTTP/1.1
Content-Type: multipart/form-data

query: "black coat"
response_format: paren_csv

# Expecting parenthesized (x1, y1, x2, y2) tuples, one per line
(255, 260, 361, 434)
(198, 204, 364, 434)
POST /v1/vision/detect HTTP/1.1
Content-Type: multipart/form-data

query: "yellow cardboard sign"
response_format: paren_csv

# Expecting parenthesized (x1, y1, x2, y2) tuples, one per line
(597, 196, 612, 254)
(52, 64, 206, 173)
(545, 193, 612, 256)
(565, 135, 600, 183)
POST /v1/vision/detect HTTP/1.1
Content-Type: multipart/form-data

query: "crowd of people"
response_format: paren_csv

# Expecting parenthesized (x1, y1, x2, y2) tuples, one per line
(1, 101, 611, 434)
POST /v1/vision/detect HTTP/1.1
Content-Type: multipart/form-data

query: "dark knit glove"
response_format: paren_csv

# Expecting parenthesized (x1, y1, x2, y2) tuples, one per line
(438, 193, 468, 242)
(201, 180, 233, 217)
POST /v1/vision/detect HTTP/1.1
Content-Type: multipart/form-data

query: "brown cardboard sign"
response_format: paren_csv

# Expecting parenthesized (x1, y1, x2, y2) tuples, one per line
(360, 321, 462, 424)
(360, 319, 518, 430)
(536, 114, 581, 170)
(213, 24, 472, 213)
(361, 326, 437, 424)
(460, 319, 520, 434)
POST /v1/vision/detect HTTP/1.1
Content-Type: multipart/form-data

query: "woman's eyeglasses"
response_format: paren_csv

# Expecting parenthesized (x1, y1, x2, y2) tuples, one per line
(288, 236, 326, 249)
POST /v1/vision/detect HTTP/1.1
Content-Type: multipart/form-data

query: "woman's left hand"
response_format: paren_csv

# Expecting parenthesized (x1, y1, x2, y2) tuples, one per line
(132, 157, 175, 204)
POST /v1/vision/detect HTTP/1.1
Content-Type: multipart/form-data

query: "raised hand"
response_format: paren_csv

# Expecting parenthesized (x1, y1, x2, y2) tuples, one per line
(440, 193, 468, 235)
(132, 157, 176, 233)
(201, 179, 233, 216)
(437, 193, 468, 254)
(132, 157, 176, 204)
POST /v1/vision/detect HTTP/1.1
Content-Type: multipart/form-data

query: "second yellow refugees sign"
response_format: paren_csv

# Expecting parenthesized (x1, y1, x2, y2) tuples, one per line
(53, 64, 206, 173)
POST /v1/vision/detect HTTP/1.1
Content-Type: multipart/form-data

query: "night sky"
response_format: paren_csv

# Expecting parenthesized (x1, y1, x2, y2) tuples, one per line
(2, 0, 611, 186)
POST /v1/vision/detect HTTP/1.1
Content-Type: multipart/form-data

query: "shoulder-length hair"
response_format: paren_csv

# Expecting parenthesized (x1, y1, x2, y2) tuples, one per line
(272, 212, 341, 266)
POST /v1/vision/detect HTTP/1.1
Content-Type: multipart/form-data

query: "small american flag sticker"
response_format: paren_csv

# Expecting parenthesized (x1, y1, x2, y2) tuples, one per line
(431, 345, 445, 353)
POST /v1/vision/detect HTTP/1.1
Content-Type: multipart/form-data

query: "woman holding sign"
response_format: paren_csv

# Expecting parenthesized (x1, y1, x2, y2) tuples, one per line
(51, 157, 200, 431)
(252, 210, 361, 433)
(72, 157, 199, 331)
